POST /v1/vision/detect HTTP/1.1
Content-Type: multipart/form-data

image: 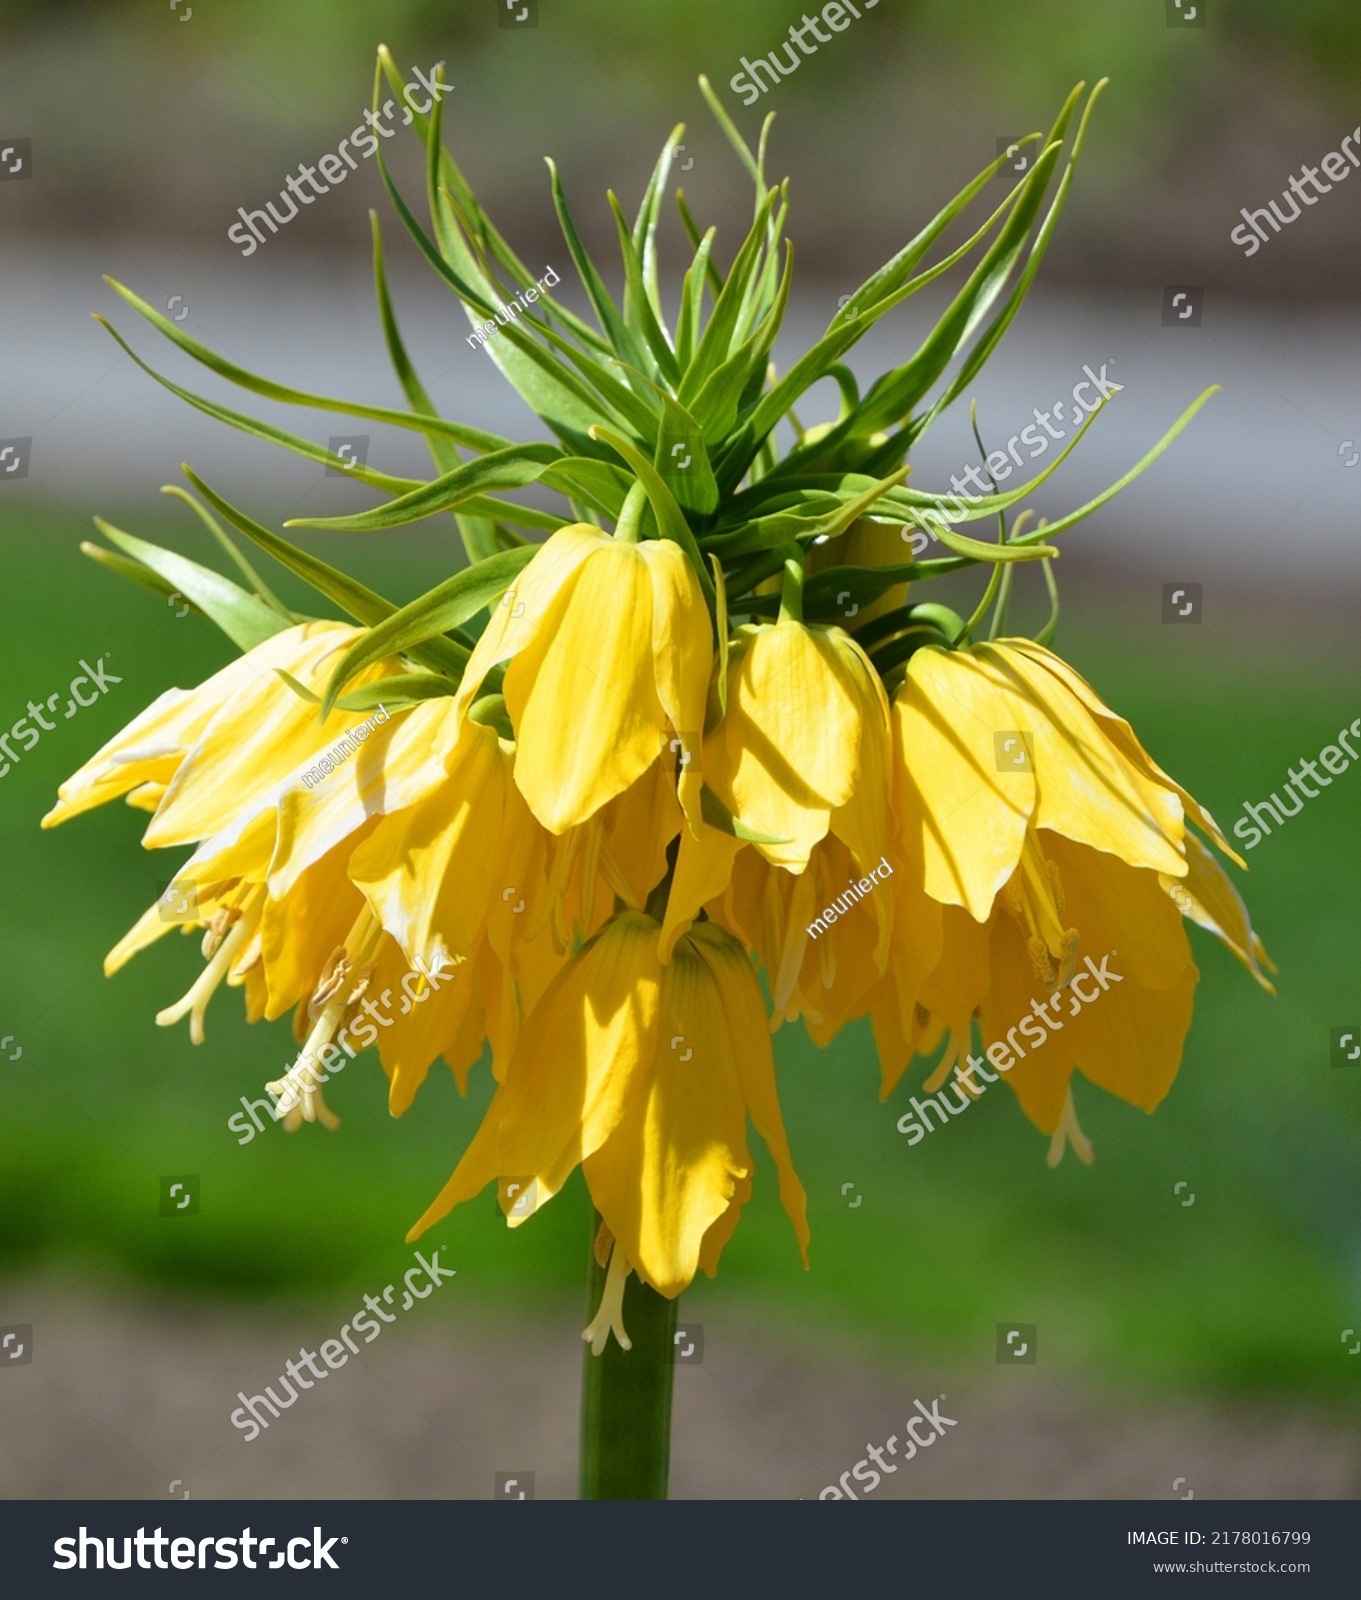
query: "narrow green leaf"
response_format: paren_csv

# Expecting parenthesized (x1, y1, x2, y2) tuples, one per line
(654, 393, 719, 516)
(680, 188, 776, 404)
(95, 317, 425, 495)
(322, 547, 535, 715)
(182, 468, 470, 679)
(677, 192, 725, 298)
(829, 136, 1041, 330)
(334, 673, 457, 713)
(93, 520, 289, 651)
(690, 239, 792, 441)
(101, 277, 510, 456)
(285, 443, 564, 534)
(607, 190, 680, 384)
(547, 158, 647, 371)
(698, 74, 762, 196)
(634, 126, 684, 328)
(370, 210, 462, 480)
(675, 226, 716, 372)
(159, 485, 293, 618)
(540, 458, 633, 521)
(1011, 386, 1221, 546)
(80, 541, 206, 614)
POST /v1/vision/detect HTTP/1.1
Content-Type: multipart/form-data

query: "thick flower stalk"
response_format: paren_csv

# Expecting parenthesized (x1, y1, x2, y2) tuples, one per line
(46, 55, 1269, 1498)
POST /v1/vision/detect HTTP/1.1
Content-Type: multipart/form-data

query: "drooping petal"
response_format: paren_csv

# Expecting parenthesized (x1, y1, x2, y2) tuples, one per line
(584, 933, 751, 1296)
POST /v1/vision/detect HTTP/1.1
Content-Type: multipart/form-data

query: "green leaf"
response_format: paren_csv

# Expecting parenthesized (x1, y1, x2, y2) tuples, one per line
(803, 563, 931, 616)
(334, 673, 457, 713)
(713, 305, 881, 491)
(633, 126, 684, 329)
(704, 468, 910, 559)
(829, 136, 1041, 330)
(607, 190, 680, 385)
(181, 468, 470, 680)
(675, 226, 716, 373)
(80, 541, 207, 615)
(285, 443, 565, 533)
(547, 158, 649, 373)
(101, 277, 511, 457)
(689, 239, 792, 442)
(381, 47, 610, 356)
(912, 82, 1106, 440)
(375, 137, 618, 453)
(679, 188, 776, 404)
(92, 520, 289, 652)
(370, 210, 462, 481)
(95, 317, 426, 496)
(1010, 385, 1221, 546)
(159, 486, 294, 618)
(698, 74, 764, 202)
(653, 394, 719, 516)
(322, 546, 536, 715)
(851, 87, 1084, 438)
(540, 457, 632, 521)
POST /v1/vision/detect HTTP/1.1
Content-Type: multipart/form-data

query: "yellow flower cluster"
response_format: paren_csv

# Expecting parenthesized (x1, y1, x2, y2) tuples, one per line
(46, 521, 1272, 1307)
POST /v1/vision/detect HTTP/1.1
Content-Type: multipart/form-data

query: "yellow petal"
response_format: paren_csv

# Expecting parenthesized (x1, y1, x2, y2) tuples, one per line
(142, 623, 375, 848)
(349, 721, 509, 968)
(585, 933, 751, 1296)
(504, 542, 667, 832)
(689, 921, 809, 1267)
(1161, 830, 1276, 992)
(977, 643, 1186, 876)
(706, 622, 866, 870)
(894, 646, 1033, 920)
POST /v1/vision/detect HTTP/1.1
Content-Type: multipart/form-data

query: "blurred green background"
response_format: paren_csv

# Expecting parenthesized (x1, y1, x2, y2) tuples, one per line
(2, 0, 1360, 1492)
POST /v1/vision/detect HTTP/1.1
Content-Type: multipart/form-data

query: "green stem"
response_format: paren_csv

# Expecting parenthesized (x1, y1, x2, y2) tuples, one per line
(777, 543, 804, 623)
(615, 480, 648, 543)
(579, 1213, 678, 1500)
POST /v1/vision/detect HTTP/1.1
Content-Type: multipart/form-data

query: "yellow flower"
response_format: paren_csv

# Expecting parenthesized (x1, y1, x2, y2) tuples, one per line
(453, 525, 712, 837)
(885, 638, 1273, 1160)
(406, 910, 809, 1307)
(703, 619, 889, 871)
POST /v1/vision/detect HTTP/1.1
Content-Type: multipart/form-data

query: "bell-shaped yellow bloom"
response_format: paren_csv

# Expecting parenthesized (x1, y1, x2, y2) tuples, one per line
(407, 910, 809, 1299)
(894, 638, 1205, 925)
(704, 619, 889, 872)
(452, 525, 712, 837)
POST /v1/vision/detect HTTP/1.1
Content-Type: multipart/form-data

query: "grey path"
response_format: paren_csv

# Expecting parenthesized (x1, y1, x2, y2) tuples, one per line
(1, 1277, 1355, 1500)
